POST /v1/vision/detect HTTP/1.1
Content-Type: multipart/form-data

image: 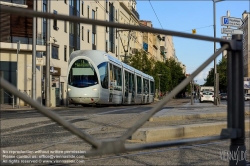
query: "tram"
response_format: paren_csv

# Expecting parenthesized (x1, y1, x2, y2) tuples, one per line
(67, 50, 155, 105)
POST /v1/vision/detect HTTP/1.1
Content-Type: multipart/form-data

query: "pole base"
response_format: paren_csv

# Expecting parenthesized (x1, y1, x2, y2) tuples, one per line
(229, 145, 247, 166)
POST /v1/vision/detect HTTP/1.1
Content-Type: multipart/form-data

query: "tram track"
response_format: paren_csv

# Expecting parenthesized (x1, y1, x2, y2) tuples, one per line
(1, 105, 152, 158)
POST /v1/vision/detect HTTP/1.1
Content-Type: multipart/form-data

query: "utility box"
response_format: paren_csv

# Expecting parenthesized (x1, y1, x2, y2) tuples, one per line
(55, 88, 60, 106)
(50, 87, 56, 107)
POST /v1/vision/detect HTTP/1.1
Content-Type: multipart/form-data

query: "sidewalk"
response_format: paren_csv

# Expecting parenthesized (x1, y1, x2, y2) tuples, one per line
(131, 100, 250, 142)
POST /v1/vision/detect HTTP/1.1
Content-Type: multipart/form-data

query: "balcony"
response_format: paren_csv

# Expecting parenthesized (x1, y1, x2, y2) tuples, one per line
(0, 36, 45, 45)
(131, 7, 140, 20)
(1, 0, 26, 5)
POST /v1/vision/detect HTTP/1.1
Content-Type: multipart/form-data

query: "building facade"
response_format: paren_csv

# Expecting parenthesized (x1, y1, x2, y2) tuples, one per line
(242, 11, 250, 77)
(0, 0, 183, 106)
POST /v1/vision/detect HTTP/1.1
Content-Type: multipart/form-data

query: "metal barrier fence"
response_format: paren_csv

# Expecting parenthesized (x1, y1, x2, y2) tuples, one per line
(0, 6, 246, 166)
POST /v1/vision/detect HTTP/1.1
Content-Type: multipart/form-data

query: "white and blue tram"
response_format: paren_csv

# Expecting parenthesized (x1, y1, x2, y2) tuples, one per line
(67, 50, 155, 105)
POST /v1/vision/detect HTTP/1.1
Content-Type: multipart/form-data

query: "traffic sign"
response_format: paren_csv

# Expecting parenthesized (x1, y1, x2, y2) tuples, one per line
(221, 28, 243, 34)
(222, 36, 232, 40)
(221, 16, 243, 27)
(232, 29, 243, 34)
(221, 28, 233, 34)
(36, 58, 44, 66)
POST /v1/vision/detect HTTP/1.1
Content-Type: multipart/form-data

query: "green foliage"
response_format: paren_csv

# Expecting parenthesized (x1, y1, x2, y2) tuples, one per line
(129, 50, 187, 97)
(165, 58, 187, 96)
(129, 49, 155, 76)
(203, 57, 227, 92)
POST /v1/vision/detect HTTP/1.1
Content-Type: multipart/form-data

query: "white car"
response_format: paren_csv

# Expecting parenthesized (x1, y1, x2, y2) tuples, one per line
(245, 94, 250, 101)
(200, 91, 214, 103)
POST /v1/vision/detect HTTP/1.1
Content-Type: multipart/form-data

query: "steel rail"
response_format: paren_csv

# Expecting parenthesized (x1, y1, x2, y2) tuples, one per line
(0, 6, 231, 44)
(0, 77, 102, 149)
(119, 44, 229, 141)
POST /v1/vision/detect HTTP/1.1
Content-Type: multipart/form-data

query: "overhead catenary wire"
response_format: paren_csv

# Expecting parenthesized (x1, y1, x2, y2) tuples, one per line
(148, 0, 175, 54)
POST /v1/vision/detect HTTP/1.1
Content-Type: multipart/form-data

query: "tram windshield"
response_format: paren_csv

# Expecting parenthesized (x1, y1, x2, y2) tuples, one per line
(68, 59, 98, 88)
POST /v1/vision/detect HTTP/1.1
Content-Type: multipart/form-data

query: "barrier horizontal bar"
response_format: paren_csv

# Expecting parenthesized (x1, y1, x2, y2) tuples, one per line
(0, 77, 102, 149)
(1, 6, 231, 44)
(125, 135, 230, 152)
(119, 44, 229, 141)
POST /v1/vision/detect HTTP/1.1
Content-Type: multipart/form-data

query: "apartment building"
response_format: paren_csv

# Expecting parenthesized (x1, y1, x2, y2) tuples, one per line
(0, 0, 182, 106)
(242, 11, 250, 77)
(0, 0, 143, 106)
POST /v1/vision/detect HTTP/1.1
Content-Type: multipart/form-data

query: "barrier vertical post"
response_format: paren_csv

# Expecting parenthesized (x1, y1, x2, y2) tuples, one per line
(227, 34, 246, 166)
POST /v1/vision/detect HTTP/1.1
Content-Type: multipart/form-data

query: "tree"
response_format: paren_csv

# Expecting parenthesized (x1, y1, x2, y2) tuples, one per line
(203, 57, 227, 92)
(165, 58, 187, 97)
(153, 61, 171, 93)
(129, 49, 155, 75)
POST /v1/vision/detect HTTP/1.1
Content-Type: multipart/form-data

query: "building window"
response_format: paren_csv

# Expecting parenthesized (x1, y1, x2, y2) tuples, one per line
(69, 22, 74, 34)
(82, 26, 84, 40)
(52, 44, 59, 59)
(92, 33, 96, 45)
(87, 30, 89, 43)
(92, 10, 95, 19)
(77, 23, 80, 37)
(116, 45, 117, 57)
(106, 20, 108, 33)
(64, 45, 67, 61)
(106, 40, 108, 52)
(116, 10, 117, 21)
(82, 1, 84, 15)
(69, 46, 74, 56)
(53, 10, 58, 30)
(64, 21, 67, 33)
(106, 0, 108, 13)
(87, 5, 89, 18)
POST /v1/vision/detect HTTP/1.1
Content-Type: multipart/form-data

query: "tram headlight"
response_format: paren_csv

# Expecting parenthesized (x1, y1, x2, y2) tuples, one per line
(68, 88, 71, 91)
(92, 88, 97, 91)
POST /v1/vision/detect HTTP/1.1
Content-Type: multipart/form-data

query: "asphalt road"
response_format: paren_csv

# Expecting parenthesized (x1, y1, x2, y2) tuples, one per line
(1, 99, 249, 165)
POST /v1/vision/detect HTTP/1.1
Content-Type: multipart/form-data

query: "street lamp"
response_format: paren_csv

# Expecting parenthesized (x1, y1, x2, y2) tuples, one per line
(213, 0, 224, 105)
(157, 74, 162, 99)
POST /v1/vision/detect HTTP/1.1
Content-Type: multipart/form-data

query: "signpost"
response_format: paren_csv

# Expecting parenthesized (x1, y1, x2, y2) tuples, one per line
(222, 36, 232, 40)
(221, 16, 243, 27)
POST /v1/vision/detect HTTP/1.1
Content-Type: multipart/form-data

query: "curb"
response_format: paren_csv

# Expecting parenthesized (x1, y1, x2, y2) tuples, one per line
(149, 111, 250, 122)
(131, 120, 250, 142)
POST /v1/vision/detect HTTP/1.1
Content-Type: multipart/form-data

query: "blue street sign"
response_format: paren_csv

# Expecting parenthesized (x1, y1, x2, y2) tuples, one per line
(224, 18, 229, 25)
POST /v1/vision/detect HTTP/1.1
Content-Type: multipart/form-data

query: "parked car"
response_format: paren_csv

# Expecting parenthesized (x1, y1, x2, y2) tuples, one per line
(220, 93, 227, 100)
(245, 94, 250, 101)
(200, 91, 214, 103)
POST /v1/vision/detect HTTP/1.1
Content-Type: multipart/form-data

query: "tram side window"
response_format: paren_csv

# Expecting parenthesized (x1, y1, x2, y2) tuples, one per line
(143, 79, 149, 94)
(97, 62, 108, 89)
(125, 71, 129, 93)
(150, 81, 154, 94)
(129, 73, 134, 93)
(113, 65, 122, 91)
(109, 63, 114, 90)
(131, 73, 135, 93)
(137, 76, 141, 94)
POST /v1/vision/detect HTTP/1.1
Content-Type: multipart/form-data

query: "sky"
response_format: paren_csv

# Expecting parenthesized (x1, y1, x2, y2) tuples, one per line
(136, 0, 249, 85)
